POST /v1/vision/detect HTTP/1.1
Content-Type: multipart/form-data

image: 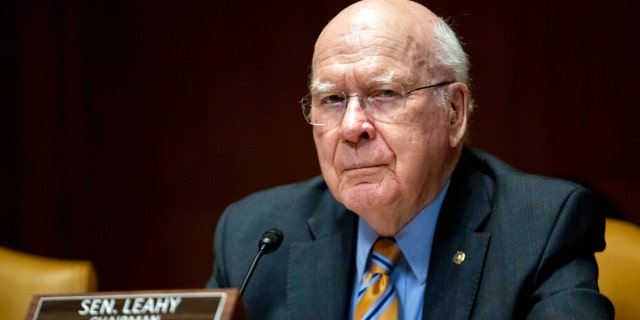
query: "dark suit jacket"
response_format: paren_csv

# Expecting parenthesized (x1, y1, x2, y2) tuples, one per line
(206, 148, 614, 319)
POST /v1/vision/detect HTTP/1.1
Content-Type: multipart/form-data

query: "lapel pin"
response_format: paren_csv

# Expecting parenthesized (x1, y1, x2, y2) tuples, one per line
(453, 251, 466, 265)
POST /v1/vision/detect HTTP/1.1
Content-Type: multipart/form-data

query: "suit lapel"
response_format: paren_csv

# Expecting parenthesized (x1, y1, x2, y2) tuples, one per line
(423, 150, 493, 319)
(287, 194, 358, 319)
(283, 150, 493, 319)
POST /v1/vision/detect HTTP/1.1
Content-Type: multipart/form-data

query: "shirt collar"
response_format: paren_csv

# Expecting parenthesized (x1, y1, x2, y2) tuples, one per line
(356, 181, 450, 283)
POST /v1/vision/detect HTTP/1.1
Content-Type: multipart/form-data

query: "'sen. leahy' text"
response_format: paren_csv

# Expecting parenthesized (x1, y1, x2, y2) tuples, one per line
(77, 296, 182, 320)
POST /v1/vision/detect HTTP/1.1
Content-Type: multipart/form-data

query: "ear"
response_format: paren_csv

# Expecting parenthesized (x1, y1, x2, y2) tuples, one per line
(446, 82, 469, 148)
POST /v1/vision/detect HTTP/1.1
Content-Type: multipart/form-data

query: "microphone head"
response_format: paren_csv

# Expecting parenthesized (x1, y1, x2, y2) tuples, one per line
(258, 228, 284, 254)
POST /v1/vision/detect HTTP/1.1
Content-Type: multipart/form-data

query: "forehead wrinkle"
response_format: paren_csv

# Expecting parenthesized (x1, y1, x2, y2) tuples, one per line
(351, 32, 423, 85)
(312, 33, 424, 90)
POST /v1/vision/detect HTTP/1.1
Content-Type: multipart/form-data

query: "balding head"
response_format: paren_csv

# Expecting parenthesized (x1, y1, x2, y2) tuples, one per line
(313, 0, 468, 90)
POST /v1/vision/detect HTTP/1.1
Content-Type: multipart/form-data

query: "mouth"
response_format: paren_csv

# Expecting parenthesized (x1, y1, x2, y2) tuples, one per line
(343, 164, 385, 172)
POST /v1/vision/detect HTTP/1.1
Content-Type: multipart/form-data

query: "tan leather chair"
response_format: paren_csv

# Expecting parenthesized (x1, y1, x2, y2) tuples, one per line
(0, 246, 97, 319)
(596, 218, 640, 320)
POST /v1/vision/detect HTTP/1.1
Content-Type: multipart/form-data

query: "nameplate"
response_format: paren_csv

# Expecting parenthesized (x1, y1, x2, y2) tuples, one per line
(27, 289, 244, 320)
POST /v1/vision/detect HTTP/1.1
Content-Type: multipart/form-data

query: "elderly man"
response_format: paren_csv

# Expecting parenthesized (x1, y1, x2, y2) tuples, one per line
(206, 0, 614, 319)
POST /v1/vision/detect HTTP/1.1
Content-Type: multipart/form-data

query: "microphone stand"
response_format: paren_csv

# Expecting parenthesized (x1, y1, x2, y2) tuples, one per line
(238, 229, 283, 298)
(238, 244, 267, 298)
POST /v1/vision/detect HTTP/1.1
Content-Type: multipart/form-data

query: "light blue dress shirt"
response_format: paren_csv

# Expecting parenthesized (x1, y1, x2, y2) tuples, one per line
(350, 182, 449, 320)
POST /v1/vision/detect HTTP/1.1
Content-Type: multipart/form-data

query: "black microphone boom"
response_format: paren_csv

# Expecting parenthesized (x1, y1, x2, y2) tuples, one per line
(238, 228, 284, 298)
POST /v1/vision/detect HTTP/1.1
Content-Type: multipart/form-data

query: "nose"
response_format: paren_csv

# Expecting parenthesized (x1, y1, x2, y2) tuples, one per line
(339, 95, 375, 142)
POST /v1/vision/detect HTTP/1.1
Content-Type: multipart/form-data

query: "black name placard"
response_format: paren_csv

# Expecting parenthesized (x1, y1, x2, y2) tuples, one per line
(27, 289, 244, 320)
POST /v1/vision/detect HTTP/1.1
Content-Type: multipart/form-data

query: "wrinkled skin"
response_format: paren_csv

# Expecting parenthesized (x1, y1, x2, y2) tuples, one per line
(311, 0, 470, 236)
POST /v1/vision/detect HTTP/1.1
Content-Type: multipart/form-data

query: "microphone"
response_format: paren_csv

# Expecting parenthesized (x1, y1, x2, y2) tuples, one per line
(238, 228, 284, 298)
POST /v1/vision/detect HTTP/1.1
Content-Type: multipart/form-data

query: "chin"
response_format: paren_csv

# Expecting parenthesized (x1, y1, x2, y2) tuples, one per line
(340, 183, 400, 215)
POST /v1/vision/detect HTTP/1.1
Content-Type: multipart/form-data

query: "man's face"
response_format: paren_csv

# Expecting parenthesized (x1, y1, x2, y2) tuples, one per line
(311, 5, 465, 235)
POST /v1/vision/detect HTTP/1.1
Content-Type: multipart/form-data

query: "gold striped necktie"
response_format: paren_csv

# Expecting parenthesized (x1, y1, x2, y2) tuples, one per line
(355, 237, 403, 320)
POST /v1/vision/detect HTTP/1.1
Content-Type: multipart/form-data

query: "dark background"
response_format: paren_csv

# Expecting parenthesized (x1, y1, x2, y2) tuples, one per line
(2, 0, 638, 291)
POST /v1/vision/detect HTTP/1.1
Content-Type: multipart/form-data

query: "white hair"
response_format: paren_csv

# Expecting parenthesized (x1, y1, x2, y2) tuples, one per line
(430, 17, 474, 114)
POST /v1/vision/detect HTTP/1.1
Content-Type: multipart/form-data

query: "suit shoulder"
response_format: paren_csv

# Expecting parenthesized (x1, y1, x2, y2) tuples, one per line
(466, 147, 584, 197)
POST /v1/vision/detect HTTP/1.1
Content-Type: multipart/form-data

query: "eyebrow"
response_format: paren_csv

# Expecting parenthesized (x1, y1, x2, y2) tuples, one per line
(368, 72, 398, 84)
(309, 81, 339, 93)
(309, 72, 409, 93)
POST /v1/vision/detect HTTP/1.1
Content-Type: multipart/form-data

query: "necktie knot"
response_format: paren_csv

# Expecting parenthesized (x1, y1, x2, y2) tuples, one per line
(355, 237, 403, 320)
(370, 237, 402, 275)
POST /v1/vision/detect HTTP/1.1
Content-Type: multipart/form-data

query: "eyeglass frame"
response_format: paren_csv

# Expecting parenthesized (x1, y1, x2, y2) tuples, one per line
(299, 81, 453, 126)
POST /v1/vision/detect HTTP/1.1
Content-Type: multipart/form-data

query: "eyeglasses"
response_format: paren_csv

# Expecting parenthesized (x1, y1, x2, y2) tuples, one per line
(299, 81, 451, 126)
